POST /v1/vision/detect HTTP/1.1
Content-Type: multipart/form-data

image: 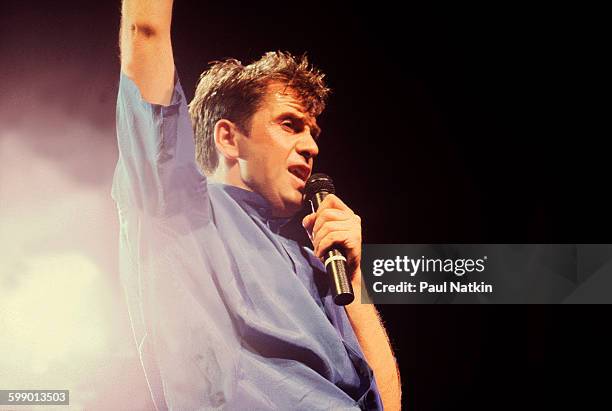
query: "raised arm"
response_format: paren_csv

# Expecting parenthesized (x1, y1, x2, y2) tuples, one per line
(120, 0, 175, 105)
(114, 0, 207, 217)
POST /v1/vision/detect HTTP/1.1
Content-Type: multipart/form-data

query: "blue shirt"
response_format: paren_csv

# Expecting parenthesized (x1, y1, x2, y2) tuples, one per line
(112, 72, 382, 410)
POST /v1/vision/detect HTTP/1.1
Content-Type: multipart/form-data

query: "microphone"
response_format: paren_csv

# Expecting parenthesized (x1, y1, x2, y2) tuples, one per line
(304, 173, 355, 306)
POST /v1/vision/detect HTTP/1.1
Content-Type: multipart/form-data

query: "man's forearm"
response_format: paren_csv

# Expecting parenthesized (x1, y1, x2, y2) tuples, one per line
(121, 0, 174, 36)
(120, 0, 175, 105)
(345, 269, 402, 410)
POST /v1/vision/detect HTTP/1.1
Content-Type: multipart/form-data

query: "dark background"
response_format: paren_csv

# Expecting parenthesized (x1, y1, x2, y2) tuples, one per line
(1, 1, 609, 410)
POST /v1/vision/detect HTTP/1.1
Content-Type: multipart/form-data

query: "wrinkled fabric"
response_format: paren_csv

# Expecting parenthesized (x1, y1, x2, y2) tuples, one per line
(112, 72, 383, 410)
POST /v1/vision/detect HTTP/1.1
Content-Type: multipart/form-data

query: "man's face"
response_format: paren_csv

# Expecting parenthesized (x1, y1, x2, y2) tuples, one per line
(236, 82, 321, 217)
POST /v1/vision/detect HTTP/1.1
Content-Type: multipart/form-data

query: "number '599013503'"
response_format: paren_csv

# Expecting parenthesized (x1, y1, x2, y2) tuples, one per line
(8, 391, 66, 402)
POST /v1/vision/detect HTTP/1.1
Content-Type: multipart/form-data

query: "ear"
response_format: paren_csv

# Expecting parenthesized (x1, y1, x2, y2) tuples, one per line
(214, 119, 241, 161)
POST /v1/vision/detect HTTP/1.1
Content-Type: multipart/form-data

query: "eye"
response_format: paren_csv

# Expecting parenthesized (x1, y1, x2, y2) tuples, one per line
(281, 120, 296, 132)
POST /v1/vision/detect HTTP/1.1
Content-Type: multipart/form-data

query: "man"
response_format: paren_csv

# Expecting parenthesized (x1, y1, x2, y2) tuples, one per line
(114, 0, 401, 409)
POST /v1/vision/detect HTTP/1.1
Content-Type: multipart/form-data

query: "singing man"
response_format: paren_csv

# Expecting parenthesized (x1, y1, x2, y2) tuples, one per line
(114, 1, 401, 409)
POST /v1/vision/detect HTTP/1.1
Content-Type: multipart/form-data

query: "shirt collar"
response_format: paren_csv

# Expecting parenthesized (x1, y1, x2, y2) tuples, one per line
(215, 184, 292, 233)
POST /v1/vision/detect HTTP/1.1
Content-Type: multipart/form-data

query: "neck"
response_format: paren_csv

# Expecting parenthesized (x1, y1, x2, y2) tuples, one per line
(210, 162, 252, 192)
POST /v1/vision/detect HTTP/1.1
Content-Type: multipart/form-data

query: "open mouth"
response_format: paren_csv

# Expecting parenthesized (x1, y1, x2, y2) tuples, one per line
(288, 165, 310, 183)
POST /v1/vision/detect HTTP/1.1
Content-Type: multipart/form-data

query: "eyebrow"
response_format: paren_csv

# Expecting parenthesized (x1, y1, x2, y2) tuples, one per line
(279, 112, 322, 139)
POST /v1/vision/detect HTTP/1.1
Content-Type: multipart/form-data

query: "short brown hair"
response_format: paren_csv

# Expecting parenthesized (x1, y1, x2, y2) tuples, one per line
(188, 51, 331, 175)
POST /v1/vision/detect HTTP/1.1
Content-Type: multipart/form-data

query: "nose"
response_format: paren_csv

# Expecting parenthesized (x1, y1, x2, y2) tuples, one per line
(296, 133, 319, 161)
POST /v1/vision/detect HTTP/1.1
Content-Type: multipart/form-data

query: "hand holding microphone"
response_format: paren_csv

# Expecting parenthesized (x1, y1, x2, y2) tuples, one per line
(302, 174, 361, 306)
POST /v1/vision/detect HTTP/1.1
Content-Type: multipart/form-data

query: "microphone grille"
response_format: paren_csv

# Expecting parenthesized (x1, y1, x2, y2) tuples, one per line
(304, 173, 335, 202)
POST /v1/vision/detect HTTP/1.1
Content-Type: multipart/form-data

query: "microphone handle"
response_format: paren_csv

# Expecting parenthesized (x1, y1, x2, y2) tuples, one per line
(312, 191, 355, 305)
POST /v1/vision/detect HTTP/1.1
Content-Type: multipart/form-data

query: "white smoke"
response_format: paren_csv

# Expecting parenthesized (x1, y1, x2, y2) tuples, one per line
(0, 105, 151, 410)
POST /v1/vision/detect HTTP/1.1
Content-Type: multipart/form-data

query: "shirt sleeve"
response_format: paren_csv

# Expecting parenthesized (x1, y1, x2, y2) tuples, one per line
(112, 71, 240, 410)
(111, 71, 209, 223)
